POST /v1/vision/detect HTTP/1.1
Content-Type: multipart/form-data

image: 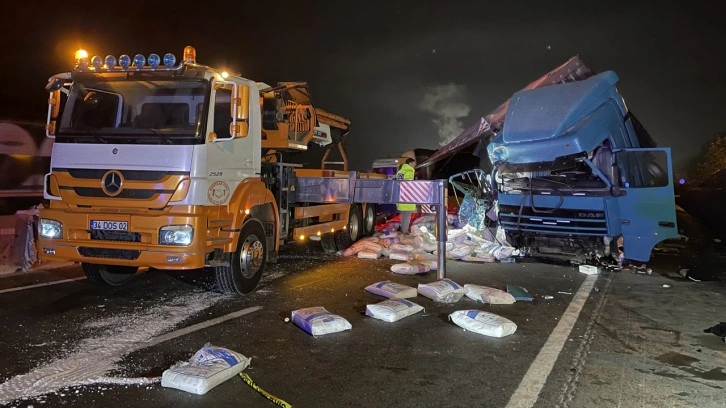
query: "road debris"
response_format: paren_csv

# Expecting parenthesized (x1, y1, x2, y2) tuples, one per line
(464, 284, 516, 304)
(418, 278, 465, 303)
(291, 307, 352, 336)
(364, 280, 417, 299)
(506, 285, 534, 302)
(239, 373, 293, 408)
(365, 299, 424, 322)
(578, 265, 599, 275)
(449, 310, 517, 338)
(161, 343, 251, 395)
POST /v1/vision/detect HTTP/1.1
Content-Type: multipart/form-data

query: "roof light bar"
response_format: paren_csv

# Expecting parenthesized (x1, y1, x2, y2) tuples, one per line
(73, 47, 189, 71)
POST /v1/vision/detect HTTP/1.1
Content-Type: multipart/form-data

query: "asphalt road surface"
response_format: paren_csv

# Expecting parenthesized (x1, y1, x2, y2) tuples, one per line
(0, 244, 724, 408)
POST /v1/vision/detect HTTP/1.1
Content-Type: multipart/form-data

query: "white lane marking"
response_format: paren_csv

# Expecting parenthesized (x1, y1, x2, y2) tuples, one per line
(0, 277, 87, 294)
(147, 305, 262, 346)
(505, 274, 597, 408)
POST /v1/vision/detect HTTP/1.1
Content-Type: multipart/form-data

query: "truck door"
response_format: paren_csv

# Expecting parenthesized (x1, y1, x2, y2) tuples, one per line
(615, 148, 678, 262)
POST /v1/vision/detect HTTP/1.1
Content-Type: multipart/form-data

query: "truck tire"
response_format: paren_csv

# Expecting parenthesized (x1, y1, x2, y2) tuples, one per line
(362, 204, 376, 237)
(334, 229, 351, 251)
(215, 220, 266, 295)
(81, 263, 137, 286)
(347, 204, 363, 243)
(321, 233, 337, 253)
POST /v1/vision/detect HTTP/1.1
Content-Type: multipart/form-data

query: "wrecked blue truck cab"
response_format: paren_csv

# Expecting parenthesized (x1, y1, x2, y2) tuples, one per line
(488, 71, 677, 263)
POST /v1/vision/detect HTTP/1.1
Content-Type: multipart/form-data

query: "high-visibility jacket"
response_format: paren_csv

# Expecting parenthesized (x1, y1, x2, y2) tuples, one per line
(396, 163, 416, 211)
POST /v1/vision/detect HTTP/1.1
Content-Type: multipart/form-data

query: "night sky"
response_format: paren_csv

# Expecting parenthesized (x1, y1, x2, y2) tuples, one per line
(1, 1, 723, 173)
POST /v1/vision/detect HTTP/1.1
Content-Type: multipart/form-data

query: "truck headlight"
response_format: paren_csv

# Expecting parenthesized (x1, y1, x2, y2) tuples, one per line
(159, 225, 193, 246)
(39, 219, 63, 239)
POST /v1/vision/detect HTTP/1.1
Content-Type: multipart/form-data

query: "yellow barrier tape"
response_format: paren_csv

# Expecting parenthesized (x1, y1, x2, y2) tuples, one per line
(239, 372, 293, 408)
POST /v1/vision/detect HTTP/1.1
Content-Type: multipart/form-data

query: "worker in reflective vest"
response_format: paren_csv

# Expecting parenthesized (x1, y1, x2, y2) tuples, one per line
(396, 157, 416, 233)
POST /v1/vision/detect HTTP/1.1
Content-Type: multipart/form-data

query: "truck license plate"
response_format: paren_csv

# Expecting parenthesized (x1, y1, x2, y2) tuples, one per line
(90, 220, 128, 231)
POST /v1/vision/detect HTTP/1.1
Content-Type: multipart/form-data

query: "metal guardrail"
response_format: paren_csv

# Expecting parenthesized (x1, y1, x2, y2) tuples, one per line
(295, 172, 449, 278)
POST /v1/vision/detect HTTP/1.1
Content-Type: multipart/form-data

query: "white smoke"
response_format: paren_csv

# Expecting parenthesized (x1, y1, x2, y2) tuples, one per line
(419, 83, 471, 146)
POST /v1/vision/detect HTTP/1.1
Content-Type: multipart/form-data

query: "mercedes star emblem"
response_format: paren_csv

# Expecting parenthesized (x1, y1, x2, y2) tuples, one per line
(101, 170, 124, 197)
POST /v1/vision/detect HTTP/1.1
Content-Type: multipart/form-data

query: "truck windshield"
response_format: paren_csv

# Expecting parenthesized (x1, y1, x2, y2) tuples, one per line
(57, 78, 209, 144)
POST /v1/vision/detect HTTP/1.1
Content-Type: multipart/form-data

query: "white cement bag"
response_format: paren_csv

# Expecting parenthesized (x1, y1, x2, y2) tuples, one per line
(365, 280, 418, 299)
(420, 259, 438, 271)
(292, 307, 352, 336)
(414, 252, 437, 261)
(389, 250, 413, 261)
(161, 343, 251, 395)
(448, 245, 474, 259)
(358, 250, 380, 259)
(447, 229, 468, 244)
(417, 278, 465, 303)
(449, 310, 517, 338)
(366, 298, 424, 322)
(391, 262, 430, 275)
(391, 243, 415, 252)
(464, 284, 516, 304)
(360, 241, 383, 253)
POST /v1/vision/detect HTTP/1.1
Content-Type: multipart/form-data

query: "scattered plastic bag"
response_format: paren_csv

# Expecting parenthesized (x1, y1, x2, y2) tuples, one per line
(161, 343, 251, 395)
(418, 278, 465, 303)
(464, 284, 516, 304)
(365, 298, 424, 322)
(291, 307, 352, 336)
(449, 310, 517, 338)
(365, 280, 418, 299)
(391, 262, 430, 275)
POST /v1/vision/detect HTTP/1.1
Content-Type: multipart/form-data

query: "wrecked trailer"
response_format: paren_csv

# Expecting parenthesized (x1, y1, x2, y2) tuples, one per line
(419, 56, 678, 264)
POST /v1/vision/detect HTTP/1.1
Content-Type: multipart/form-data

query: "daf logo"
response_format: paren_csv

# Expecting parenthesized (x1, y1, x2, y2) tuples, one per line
(101, 170, 124, 197)
(577, 212, 603, 218)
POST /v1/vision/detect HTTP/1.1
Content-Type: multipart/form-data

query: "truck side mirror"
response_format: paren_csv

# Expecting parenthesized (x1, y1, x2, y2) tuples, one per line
(229, 85, 249, 138)
(46, 90, 61, 137)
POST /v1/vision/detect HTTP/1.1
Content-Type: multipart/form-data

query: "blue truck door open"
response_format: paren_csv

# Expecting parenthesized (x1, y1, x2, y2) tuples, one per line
(615, 148, 678, 261)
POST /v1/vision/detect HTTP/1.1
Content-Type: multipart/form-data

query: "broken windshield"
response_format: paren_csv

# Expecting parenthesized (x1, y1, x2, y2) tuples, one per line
(57, 77, 209, 144)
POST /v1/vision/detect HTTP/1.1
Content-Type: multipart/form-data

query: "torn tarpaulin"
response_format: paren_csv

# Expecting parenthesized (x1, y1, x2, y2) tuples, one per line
(703, 322, 726, 343)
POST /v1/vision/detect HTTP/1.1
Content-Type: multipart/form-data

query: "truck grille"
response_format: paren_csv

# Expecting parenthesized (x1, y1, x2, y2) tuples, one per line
(498, 204, 607, 235)
(90, 230, 142, 242)
(64, 169, 171, 181)
(78, 247, 141, 260)
(73, 187, 158, 199)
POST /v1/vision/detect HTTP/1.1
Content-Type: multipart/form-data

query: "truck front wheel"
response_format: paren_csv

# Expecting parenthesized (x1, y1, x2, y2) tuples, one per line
(81, 263, 137, 286)
(216, 220, 267, 295)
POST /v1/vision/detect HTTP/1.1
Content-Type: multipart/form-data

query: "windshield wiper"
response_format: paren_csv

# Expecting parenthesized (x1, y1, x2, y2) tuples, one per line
(143, 128, 175, 145)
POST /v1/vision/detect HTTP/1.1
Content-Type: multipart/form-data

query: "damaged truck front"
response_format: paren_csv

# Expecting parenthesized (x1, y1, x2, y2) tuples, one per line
(488, 70, 677, 264)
